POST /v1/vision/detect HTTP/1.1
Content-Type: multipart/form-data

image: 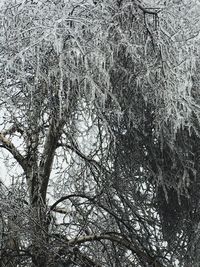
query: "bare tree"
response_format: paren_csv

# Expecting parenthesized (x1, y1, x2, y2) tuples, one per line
(1, 0, 200, 266)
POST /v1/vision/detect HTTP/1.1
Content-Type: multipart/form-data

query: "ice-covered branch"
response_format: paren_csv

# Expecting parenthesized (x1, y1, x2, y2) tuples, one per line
(0, 132, 26, 171)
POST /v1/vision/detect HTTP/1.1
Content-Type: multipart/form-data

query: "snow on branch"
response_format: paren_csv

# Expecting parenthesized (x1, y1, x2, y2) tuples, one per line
(0, 132, 26, 171)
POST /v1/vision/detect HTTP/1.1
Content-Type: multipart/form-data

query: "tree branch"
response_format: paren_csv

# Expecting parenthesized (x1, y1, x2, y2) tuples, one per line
(137, 2, 161, 15)
(56, 232, 164, 267)
(0, 132, 26, 171)
(50, 193, 97, 212)
(2, 125, 24, 136)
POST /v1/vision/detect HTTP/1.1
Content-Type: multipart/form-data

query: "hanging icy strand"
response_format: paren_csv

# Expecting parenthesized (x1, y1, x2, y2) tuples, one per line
(58, 39, 64, 119)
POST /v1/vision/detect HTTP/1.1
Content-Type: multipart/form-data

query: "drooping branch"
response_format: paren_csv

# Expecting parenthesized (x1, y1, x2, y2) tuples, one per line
(50, 194, 165, 266)
(50, 193, 138, 236)
(50, 193, 97, 212)
(56, 232, 164, 267)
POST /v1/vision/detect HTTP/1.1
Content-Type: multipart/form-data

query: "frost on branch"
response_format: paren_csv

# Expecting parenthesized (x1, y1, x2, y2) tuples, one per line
(1, 0, 200, 266)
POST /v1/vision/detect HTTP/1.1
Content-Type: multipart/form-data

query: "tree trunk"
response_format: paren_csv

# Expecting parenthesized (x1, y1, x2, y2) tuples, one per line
(30, 202, 49, 267)
(28, 171, 50, 267)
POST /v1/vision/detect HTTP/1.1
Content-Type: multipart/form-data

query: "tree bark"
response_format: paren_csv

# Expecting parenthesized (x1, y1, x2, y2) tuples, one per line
(30, 198, 49, 267)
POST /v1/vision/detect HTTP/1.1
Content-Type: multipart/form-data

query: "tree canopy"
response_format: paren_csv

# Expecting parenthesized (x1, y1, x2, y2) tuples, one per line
(1, 0, 200, 266)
